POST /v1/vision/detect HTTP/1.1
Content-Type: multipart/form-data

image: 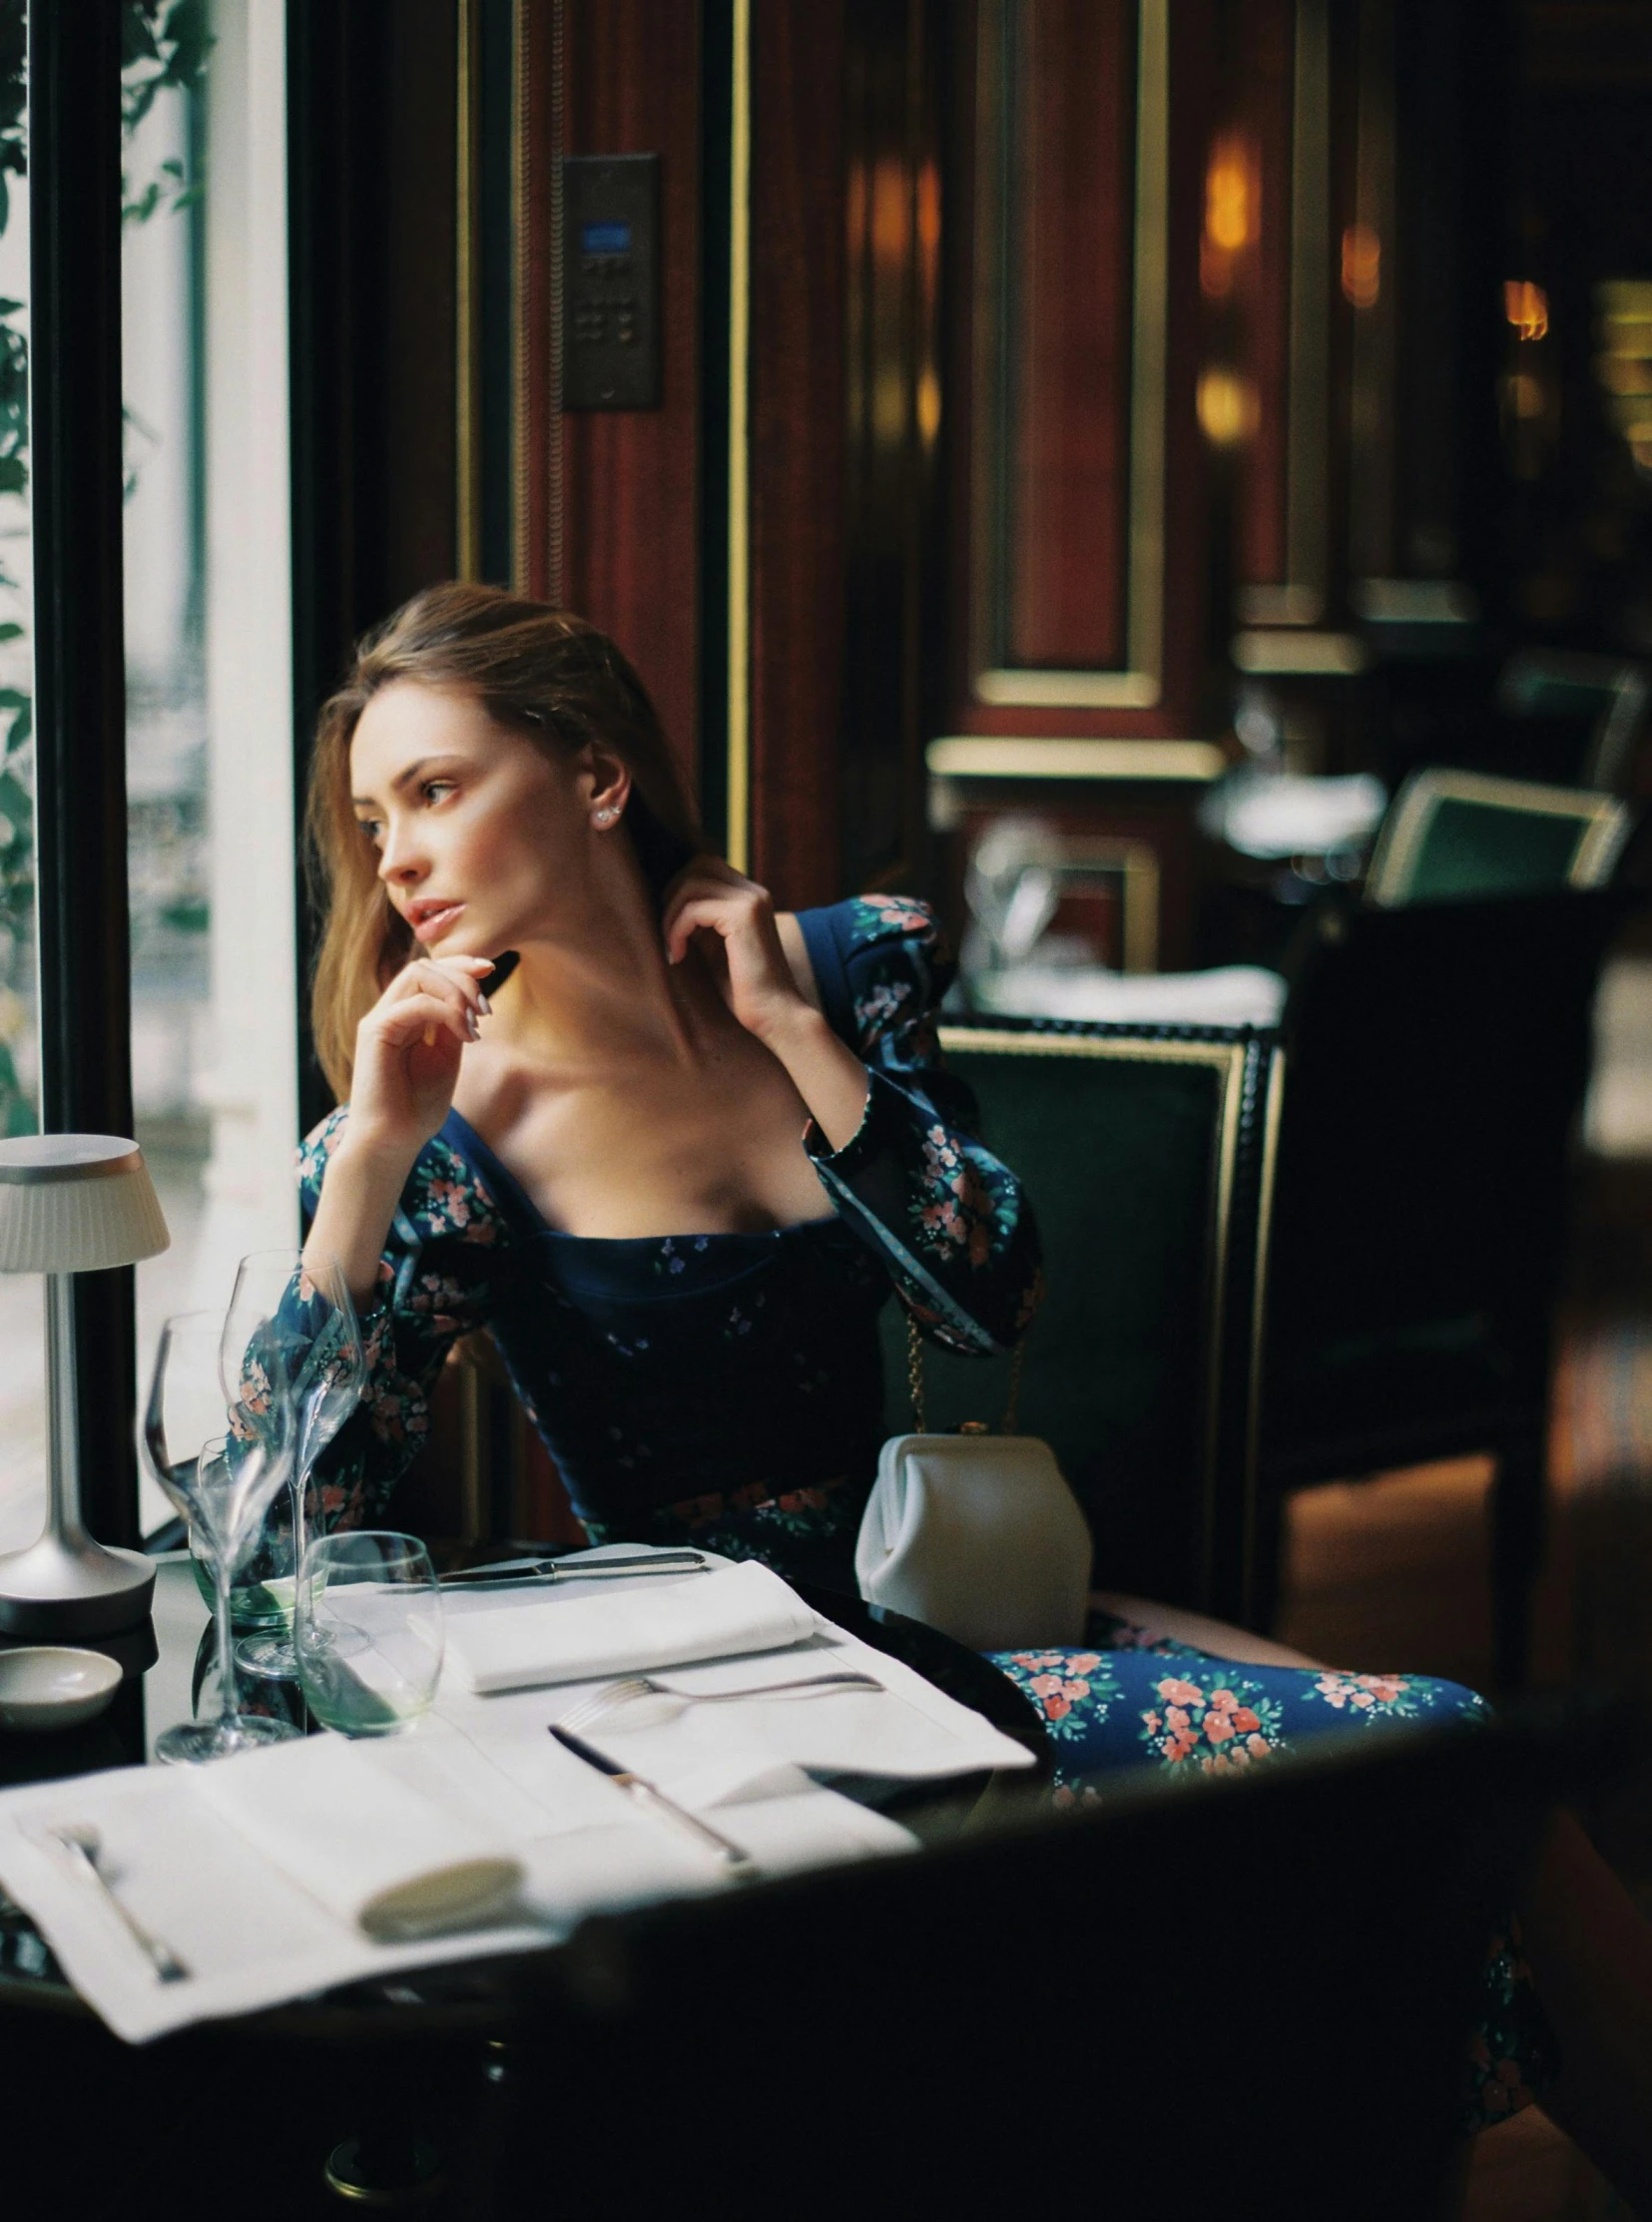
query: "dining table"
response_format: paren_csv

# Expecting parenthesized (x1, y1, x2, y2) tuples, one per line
(0, 1538, 1050, 2216)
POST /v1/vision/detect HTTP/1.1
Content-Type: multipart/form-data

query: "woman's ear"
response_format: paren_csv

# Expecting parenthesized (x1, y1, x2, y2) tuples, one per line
(583, 742, 632, 826)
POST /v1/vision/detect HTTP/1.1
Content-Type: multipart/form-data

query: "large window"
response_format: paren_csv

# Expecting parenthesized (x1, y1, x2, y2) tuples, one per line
(0, 0, 298, 1547)
(124, 0, 298, 1535)
(0, 10, 36, 1554)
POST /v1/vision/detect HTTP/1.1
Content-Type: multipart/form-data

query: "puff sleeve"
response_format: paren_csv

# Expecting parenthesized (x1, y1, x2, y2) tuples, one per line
(295, 1110, 504, 1528)
(797, 895, 1043, 1356)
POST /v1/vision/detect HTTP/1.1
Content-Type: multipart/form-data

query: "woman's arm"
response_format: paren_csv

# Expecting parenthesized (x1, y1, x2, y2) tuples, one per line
(298, 1112, 501, 1529)
(661, 870, 1041, 1354)
(301, 947, 494, 1305)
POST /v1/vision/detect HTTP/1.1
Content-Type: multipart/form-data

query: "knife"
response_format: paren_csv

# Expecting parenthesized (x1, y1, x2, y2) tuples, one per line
(548, 1723, 755, 1875)
(440, 1550, 709, 1588)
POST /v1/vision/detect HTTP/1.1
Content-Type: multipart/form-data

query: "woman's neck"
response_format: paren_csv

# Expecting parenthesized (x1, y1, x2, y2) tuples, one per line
(489, 848, 716, 1065)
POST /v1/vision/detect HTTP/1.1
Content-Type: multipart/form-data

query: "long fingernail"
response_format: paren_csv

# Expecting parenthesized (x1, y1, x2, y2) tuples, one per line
(477, 992, 491, 1015)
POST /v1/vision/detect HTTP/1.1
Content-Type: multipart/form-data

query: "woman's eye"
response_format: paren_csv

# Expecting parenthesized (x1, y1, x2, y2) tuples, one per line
(355, 819, 381, 844)
(421, 780, 456, 806)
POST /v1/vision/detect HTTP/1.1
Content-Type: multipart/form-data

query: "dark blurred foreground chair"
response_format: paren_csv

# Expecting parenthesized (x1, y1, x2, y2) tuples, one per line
(1367, 767, 1632, 907)
(1253, 888, 1629, 1681)
(496, 1703, 1617, 2222)
(885, 1019, 1280, 1619)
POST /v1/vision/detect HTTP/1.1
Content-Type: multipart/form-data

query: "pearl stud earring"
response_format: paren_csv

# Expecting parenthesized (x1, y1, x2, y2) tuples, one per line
(594, 808, 616, 826)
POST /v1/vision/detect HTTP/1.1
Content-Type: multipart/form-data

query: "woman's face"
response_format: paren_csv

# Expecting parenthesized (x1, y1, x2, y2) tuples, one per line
(349, 681, 610, 955)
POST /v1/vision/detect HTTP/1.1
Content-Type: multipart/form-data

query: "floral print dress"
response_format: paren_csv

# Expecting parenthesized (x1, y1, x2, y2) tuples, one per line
(297, 892, 1551, 2129)
(297, 895, 1040, 1558)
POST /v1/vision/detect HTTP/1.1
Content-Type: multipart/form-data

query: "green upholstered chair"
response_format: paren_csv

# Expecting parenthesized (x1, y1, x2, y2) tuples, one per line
(1254, 887, 1628, 1681)
(884, 1018, 1281, 1619)
(1366, 767, 1631, 907)
(1498, 648, 1650, 795)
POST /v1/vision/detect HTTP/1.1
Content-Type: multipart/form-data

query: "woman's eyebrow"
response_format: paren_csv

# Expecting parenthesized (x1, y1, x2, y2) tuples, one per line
(350, 756, 451, 809)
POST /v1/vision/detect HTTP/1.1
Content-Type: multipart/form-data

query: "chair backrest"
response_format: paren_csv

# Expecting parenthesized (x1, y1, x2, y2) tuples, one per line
(888, 1019, 1280, 1618)
(509, 1705, 1604, 2222)
(1261, 887, 1625, 1498)
(1498, 647, 1651, 794)
(1367, 767, 1631, 906)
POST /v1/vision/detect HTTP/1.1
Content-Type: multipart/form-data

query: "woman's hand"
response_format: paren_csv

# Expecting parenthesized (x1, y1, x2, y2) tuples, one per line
(344, 953, 495, 1164)
(662, 860, 812, 1046)
(663, 859, 871, 1148)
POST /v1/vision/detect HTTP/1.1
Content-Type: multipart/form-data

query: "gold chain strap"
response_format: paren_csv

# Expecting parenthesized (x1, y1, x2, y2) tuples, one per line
(904, 1313, 1024, 1436)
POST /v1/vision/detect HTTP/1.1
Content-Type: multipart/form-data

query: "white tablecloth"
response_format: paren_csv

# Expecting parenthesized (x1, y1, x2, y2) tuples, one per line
(0, 1553, 1033, 2040)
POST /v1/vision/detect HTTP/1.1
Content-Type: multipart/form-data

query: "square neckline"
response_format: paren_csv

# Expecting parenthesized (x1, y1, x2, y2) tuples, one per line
(438, 1107, 840, 1246)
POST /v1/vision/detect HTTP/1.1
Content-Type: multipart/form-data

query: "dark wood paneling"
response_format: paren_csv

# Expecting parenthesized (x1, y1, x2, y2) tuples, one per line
(747, 0, 848, 903)
(554, 0, 703, 782)
(945, 0, 1222, 739)
(1233, 0, 1294, 590)
(1157, 0, 1221, 733)
(840, 0, 944, 892)
(1002, 0, 1136, 669)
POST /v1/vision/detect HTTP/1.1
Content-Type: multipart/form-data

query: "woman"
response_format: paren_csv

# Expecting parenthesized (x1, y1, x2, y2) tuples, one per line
(299, 583, 1651, 2181)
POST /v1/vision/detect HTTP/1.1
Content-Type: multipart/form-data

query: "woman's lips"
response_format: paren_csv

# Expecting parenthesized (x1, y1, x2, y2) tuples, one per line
(409, 901, 465, 941)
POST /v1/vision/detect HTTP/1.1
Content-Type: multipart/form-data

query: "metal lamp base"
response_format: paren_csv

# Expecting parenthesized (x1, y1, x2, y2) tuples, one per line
(0, 1529, 156, 1638)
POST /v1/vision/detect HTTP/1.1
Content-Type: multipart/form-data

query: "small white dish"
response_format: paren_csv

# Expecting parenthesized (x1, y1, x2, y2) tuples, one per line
(0, 1646, 123, 1732)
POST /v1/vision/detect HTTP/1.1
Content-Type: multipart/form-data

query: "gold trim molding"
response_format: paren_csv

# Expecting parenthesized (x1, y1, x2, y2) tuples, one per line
(725, 0, 753, 872)
(1233, 629, 1367, 676)
(927, 737, 1226, 783)
(455, 0, 482, 583)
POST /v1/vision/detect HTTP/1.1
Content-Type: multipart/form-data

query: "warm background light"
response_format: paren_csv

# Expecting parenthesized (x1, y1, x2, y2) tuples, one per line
(1200, 133, 1256, 300)
(1504, 279, 1549, 341)
(1341, 224, 1381, 309)
(1205, 135, 1253, 253)
(1196, 365, 1260, 448)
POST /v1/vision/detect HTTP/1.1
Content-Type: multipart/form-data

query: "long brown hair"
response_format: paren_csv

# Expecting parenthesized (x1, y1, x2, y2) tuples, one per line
(305, 582, 701, 1101)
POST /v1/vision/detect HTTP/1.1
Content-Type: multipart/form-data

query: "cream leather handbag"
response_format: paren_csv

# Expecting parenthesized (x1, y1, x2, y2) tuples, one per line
(854, 1320, 1093, 1651)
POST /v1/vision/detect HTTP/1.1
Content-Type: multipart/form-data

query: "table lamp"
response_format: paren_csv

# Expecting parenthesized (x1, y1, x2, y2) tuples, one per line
(0, 1134, 170, 1636)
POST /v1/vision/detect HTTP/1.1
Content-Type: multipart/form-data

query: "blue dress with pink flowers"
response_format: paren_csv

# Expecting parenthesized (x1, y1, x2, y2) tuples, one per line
(298, 893, 1550, 2126)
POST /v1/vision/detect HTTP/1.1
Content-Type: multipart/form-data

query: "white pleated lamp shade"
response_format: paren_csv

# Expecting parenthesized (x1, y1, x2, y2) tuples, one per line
(0, 1134, 171, 1273)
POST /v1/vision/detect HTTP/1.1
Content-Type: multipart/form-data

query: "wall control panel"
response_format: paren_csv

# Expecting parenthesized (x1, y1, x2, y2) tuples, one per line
(562, 155, 661, 410)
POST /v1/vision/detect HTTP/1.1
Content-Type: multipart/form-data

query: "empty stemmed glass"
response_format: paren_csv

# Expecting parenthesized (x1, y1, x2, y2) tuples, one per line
(219, 1249, 366, 1681)
(141, 1311, 304, 1763)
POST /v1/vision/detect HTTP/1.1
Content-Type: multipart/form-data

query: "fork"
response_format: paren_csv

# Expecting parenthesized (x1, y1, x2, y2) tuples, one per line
(47, 1826, 191, 1984)
(556, 1668, 884, 1735)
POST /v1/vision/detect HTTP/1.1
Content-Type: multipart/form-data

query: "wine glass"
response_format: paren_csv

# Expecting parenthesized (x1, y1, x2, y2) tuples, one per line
(295, 1532, 444, 1737)
(141, 1313, 304, 1762)
(219, 1249, 366, 1680)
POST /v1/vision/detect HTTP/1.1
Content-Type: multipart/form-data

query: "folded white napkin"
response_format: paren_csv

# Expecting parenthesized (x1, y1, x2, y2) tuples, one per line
(443, 1558, 819, 1695)
(194, 1733, 524, 1939)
